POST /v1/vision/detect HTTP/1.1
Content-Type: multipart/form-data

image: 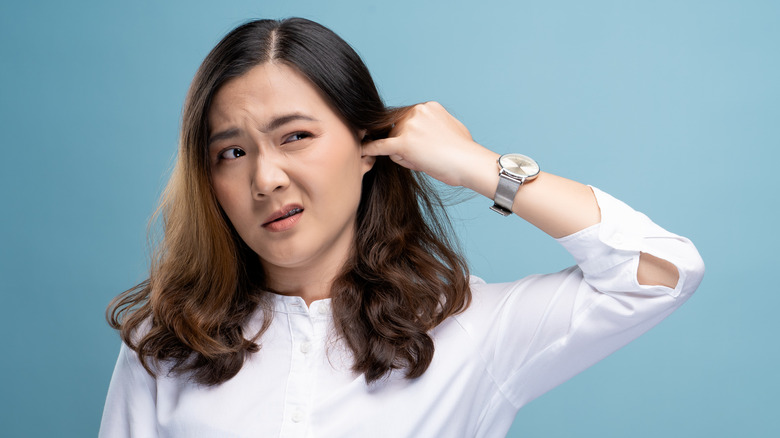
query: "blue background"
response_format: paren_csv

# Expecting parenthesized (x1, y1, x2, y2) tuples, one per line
(1, 0, 777, 436)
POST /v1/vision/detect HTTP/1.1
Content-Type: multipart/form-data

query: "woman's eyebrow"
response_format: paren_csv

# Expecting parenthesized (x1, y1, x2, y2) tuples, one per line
(208, 128, 241, 146)
(208, 113, 318, 146)
(261, 113, 318, 132)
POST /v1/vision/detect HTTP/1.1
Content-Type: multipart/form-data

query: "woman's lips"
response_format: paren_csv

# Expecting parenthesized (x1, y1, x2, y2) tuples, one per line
(262, 205, 304, 232)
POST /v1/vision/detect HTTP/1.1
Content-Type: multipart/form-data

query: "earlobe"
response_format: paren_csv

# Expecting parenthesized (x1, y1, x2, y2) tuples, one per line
(361, 154, 376, 174)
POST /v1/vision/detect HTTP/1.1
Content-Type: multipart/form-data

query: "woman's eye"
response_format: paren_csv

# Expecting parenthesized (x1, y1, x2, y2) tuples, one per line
(219, 147, 246, 160)
(283, 132, 312, 144)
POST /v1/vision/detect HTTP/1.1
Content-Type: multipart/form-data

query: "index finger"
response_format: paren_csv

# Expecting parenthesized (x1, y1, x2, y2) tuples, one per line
(361, 137, 396, 157)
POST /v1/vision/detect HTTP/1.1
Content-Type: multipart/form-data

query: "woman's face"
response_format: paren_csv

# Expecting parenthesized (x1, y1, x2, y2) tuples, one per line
(207, 62, 374, 280)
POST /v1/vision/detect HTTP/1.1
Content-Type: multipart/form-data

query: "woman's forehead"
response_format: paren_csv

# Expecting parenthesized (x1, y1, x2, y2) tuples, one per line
(208, 63, 334, 128)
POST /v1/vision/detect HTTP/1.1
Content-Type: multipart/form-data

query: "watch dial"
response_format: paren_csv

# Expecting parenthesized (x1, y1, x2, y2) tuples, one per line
(500, 154, 540, 177)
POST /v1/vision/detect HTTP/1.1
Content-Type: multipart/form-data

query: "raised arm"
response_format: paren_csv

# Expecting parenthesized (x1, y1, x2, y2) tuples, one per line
(362, 102, 679, 288)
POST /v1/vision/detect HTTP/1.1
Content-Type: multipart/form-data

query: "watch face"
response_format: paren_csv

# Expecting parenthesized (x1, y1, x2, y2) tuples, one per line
(499, 154, 540, 178)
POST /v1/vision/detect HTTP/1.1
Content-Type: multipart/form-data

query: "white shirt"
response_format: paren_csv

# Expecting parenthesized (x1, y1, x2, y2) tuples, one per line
(99, 188, 704, 437)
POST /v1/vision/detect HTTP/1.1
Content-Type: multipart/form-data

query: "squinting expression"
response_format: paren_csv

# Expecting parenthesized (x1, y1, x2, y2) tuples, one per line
(208, 62, 374, 279)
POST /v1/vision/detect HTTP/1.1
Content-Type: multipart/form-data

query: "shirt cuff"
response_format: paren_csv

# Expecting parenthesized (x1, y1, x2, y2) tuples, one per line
(555, 186, 692, 298)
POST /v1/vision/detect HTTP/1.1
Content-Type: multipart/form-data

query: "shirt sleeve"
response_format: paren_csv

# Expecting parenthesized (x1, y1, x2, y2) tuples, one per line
(99, 342, 159, 438)
(464, 186, 705, 409)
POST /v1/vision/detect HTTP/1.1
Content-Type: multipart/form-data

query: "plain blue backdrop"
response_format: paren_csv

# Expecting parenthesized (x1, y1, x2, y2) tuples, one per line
(1, 0, 777, 436)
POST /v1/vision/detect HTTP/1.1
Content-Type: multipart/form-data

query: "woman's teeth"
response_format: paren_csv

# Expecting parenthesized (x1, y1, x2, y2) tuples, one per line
(276, 208, 303, 221)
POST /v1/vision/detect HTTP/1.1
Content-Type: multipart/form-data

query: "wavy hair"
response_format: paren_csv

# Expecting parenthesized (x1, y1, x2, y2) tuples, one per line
(107, 17, 471, 386)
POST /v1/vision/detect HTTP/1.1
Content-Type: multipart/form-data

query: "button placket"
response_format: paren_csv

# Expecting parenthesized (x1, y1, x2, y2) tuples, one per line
(280, 297, 314, 436)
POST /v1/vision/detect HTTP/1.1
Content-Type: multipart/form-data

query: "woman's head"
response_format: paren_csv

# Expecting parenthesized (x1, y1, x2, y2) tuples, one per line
(179, 18, 399, 279)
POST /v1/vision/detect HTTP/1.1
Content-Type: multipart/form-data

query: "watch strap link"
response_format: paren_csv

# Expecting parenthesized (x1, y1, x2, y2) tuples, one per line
(490, 172, 523, 216)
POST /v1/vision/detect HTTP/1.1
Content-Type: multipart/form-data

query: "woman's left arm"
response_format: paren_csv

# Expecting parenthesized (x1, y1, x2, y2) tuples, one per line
(362, 102, 680, 288)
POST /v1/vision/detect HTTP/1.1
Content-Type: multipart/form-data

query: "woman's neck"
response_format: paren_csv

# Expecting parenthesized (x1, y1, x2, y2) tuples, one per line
(263, 266, 339, 306)
(261, 227, 354, 307)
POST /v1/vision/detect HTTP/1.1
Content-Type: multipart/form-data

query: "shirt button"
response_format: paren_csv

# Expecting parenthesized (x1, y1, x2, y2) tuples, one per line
(300, 341, 311, 354)
(291, 409, 305, 423)
(318, 304, 329, 315)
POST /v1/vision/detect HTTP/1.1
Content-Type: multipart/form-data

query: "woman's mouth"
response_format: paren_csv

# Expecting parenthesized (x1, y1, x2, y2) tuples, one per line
(262, 205, 304, 231)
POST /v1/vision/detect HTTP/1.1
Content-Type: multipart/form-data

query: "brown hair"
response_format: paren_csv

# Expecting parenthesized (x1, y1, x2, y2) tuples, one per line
(107, 17, 471, 386)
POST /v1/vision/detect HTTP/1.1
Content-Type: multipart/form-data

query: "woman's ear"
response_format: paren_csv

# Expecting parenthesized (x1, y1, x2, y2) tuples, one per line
(361, 155, 376, 174)
(361, 152, 376, 174)
(358, 129, 376, 174)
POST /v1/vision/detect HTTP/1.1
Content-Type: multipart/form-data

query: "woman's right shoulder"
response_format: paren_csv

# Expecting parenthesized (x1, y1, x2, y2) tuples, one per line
(455, 267, 582, 337)
(464, 268, 579, 311)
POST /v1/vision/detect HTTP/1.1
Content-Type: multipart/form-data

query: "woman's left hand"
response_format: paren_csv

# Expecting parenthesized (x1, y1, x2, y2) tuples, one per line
(361, 102, 499, 196)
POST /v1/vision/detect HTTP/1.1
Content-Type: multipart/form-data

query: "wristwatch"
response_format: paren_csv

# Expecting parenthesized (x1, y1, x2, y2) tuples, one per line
(490, 153, 540, 216)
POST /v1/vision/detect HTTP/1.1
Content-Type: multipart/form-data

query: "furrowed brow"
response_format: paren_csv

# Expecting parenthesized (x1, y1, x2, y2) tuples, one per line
(208, 128, 241, 147)
(261, 113, 317, 132)
(208, 114, 318, 146)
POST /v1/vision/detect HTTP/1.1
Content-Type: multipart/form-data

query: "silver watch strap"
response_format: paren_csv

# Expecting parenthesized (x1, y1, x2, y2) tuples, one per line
(490, 173, 523, 216)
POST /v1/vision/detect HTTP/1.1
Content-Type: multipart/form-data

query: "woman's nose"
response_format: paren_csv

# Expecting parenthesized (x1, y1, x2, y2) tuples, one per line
(251, 156, 290, 199)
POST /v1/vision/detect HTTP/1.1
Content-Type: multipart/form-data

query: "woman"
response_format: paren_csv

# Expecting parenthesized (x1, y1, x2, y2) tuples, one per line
(100, 18, 704, 437)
